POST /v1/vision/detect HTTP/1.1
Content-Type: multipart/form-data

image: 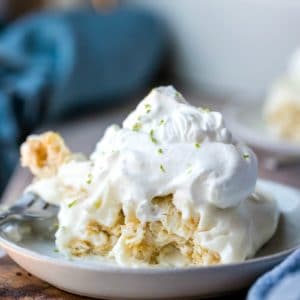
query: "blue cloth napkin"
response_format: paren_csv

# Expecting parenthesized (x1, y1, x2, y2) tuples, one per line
(248, 249, 300, 300)
(0, 7, 166, 193)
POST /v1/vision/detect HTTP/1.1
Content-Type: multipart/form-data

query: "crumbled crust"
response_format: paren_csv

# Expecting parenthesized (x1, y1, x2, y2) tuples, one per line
(20, 131, 71, 178)
(69, 239, 93, 256)
(66, 195, 220, 266)
(21, 132, 221, 266)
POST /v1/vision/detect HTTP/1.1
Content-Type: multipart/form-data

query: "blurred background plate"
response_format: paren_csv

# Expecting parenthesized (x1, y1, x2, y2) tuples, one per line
(224, 102, 300, 157)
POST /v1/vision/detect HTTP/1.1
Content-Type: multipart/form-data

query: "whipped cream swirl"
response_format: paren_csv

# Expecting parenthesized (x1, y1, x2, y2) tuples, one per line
(90, 86, 257, 217)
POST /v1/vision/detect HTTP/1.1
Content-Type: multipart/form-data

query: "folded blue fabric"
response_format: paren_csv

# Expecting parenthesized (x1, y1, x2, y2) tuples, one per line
(248, 249, 300, 300)
(0, 7, 166, 193)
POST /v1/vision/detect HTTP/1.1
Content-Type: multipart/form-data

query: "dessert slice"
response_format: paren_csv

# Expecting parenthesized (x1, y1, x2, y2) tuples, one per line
(21, 86, 279, 267)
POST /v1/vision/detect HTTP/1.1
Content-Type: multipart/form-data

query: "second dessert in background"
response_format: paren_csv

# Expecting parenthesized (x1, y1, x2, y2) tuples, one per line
(264, 49, 300, 143)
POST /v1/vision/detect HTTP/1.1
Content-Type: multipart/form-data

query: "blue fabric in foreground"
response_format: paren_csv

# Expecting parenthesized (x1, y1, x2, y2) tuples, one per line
(0, 7, 166, 193)
(248, 249, 300, 300)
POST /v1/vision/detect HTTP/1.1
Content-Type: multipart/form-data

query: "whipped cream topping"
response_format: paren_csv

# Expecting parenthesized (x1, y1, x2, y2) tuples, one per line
(26, 86, 278, 265)
(91, 86, 257, 213)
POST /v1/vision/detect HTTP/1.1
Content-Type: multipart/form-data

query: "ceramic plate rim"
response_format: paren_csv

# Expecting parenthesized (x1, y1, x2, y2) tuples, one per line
(0, 179, 299, 274)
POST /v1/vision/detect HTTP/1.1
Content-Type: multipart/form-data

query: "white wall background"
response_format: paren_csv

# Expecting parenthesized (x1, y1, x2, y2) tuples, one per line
(125, 0, 300, 100)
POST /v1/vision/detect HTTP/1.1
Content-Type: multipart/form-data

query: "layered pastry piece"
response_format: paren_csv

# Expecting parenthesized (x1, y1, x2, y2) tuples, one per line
(264, 49, 300, 143)
(21, 86, 279, 267)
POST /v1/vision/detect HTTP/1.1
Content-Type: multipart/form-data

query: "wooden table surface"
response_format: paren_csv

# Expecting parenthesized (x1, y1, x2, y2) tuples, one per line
(1, 98, 300, 299)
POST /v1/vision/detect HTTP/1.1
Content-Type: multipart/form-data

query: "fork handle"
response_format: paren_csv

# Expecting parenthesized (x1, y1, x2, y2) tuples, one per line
(0, 210, 13, 226)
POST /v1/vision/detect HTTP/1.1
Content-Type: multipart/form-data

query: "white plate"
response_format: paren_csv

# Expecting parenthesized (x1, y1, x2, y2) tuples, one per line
(224, 104, 300, 156)
(0, 180, 300, 299)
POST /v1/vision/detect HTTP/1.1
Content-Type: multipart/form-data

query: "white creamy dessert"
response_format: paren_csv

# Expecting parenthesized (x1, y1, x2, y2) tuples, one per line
(264, 49, 300, 143)
(21, 86, 279, 267)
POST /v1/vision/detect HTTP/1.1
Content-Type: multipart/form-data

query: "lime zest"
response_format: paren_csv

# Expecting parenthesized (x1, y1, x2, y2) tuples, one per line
(145, 103, 151, 113)
(243, 153, 250, 159)
(68, 199, 78, 208)
(132, 123, 141, 131)
(86, 173, 93, 184)
(160, 164, 166, 173)
(186, 163, 193, 174)
(150, 129, 158, 144)
(175, 91, 182, 98)
(158, 148, 163, 154)
(94, 198, 102, 209)
(195, 143, 201, 149)
(198, 107, 211, 113)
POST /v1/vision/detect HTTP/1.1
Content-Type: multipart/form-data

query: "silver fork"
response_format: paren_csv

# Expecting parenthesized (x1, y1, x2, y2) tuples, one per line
(0, 192, 59, 226)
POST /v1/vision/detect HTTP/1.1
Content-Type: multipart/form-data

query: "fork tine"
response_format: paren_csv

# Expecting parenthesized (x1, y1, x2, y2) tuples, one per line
(43, 203, 49, 209)
(27, 199, 35, 207)
(16, 192, 39, 207)
(9, 193, 37, 213)
(29, 196, 49, 210)
(0, 192, 58, 224)
(22, 193, 59, 219)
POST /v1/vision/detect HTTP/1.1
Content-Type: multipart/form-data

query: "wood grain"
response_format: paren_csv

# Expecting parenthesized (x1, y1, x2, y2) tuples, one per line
(0, 256, 91, 299)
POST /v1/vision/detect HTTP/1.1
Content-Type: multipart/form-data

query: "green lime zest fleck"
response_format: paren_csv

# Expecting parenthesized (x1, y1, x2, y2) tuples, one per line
(195, 143, 201, 149)
(150, 129, 158, 144)
(94, 198, 102, 209)
(159, 119, 165, 126)
(53, 248, 59, 253)
(243, 153, 250, 159)
(186, 163, 193, 174)
(86, 173, 93, 184)
(158, 148, 163, 154)
(198, 107, 211, 113)
(132, 122, 141, 131)
(175, 91, 182, 98)
(160, 164, 166, 173)
(68, 199, 78, 208)
(145, 103, 151, 113)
